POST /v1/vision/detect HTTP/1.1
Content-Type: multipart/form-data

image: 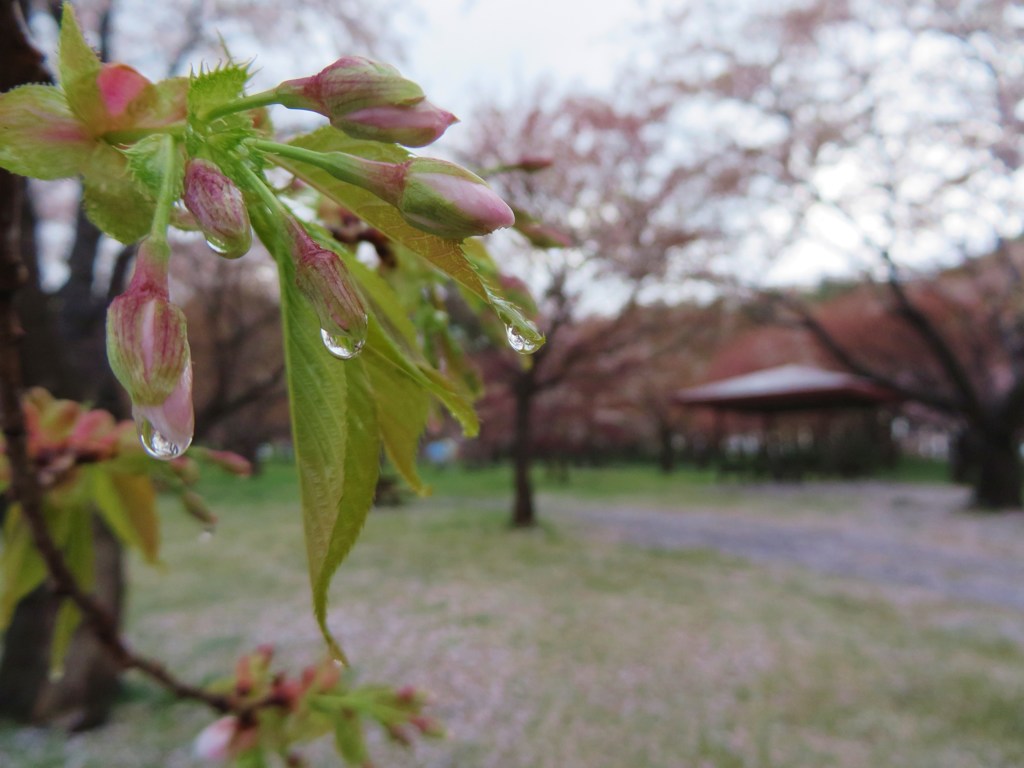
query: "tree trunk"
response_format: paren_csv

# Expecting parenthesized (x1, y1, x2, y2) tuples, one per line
(657, 421, 675, 474)
(972, 431, 1022, 510)
(0, 1, 126, 729)
(0, 515, 124, 729)
(511, 371, 537, 528)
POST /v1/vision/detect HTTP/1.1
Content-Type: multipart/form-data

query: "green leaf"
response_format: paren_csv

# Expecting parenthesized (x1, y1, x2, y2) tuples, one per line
(362, 328, 430, 495)
(0, 505, 46, 630)
(344, 256, 478, 435)
(281, 129, 491, 301)
(81, 144, 156, 242)
(57, 2, 102, 129)
(187, 64, 250, 121)
(255, 209, 381, 661)
(49, 508, 94, 675)
(90, 468, 160, 564)
(0, 85, 93, 179)
(122, 134, 184, 200)
(333, 711, 370, 766)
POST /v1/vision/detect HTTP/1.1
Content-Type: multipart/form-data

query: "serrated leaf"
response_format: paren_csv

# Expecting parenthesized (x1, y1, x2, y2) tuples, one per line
(0, 505, 47, 631)
(254, 209, 381, 661)
(187, 64, 250, 120)
(281, 129, 490, 302)
(122, 134, 184, 199)
(58, 2, 102, 129)
(90, 468, 160, 564)
(362, 330, 430, 495)
(81, 144, 156, 242)
(49, 508, 94, 675)
(0, 85, 93, 179)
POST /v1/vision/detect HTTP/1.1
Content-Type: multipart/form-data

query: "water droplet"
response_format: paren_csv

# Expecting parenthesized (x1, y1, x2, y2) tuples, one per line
(321, 327, 366, 360)
(198, 530, 214, 544)
(48, 666, 65, 682)
(135, 413, 191, 460)
(204, 236, 229, 255)
(505, 324, 541, 354)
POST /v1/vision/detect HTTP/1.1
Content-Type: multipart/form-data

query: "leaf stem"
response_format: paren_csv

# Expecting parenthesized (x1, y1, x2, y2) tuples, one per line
(102, 124, 185, 145)
(250, 140, 401, 203)
(203, 89, 281, 122)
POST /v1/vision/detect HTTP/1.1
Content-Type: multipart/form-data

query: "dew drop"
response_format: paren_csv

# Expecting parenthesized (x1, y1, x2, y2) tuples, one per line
(204, 236, 229, 255)
(198, 530, 214, 544)
(48, 665, 65, 683)
(505, 324, 541, 354)
(321, 327, 366, 360)
(135, 413, 191, 460)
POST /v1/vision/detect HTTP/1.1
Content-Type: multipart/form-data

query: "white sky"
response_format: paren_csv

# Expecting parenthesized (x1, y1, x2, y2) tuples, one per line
(399, 0, 659, 117)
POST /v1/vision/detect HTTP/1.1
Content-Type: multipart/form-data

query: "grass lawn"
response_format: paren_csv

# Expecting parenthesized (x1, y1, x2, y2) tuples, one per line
(2, 460, 1023, 767)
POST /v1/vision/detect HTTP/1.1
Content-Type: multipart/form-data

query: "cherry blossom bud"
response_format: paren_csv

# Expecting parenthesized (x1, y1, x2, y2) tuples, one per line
(193, 717, 239, 762)
(287, 221, 368, 359)
(275, 57, 424, 124)
(106, 241, 190, 407)
(334, 99, 457, 147)
(182, 159, 252, 258)
(106, 239, 194, 458)
(193, 717, 259, 763)
(395, 158, 515, 240)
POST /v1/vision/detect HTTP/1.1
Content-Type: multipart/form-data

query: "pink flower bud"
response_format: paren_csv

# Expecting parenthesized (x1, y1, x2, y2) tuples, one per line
(396, 158, 515, 240)
(193, 716, 259, 763)
(97, 64, 151, 119)
(193, 716, 239, 762)
(106, 241, 191, 407)
(182, 159, 252, 258)
(275, 57, 424, 125)
(334, 99, 457, 148)
(287, 221, 368, 359)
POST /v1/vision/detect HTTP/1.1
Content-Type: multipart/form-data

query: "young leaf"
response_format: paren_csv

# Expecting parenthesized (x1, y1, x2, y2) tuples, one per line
(255, 210, 381, 661)
(49, 507, 95, 674)
(57, 2, 103, 131)
(123, 134, 185, 200)
(0, 85, 93, 179)
(0, 505, 47, 630)
(89, 468, 161, 564)
(187, 64, 250, 122)
(361, 326, 430, 495)
(80, 145, 156, 242)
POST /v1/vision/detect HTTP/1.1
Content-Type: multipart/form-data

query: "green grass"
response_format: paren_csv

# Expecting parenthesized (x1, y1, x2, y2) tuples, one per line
(2, 462, 1023, 767)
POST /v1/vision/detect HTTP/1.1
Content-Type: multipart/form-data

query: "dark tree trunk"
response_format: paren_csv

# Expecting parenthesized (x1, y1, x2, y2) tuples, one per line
(511, 370, 537, 528)
(657, 421, 675, 474)
(971, 431, 1022, 509)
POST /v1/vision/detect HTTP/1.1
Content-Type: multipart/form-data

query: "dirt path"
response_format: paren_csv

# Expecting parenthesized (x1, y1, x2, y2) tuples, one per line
(544, 482, 1024, 611)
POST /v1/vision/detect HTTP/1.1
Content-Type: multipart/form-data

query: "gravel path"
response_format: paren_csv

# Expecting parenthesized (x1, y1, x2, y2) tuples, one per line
(545, 483, 1024, 611)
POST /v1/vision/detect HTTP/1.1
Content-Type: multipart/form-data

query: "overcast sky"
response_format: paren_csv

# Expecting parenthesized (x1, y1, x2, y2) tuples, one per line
(400, 0, 660, 116)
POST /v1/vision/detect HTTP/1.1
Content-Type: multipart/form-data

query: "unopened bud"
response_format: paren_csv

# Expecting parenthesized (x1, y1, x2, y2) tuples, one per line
(396, 158, 515, 240)
(287, 221, 368, 359)
(193, 716, 239, 763)
(106, 241, 190, 407)
(183, 159, 252, 258)
(275, 57, 424, 127)
(334, 99, 457, 148)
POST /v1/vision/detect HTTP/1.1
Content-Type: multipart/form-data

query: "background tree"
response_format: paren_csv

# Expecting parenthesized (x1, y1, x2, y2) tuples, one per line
(459, 88, 715, 526)
(645, 0, 1024, 507)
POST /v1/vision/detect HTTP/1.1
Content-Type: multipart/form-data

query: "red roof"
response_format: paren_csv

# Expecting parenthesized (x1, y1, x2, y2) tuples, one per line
(675, 364, 900, 412)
